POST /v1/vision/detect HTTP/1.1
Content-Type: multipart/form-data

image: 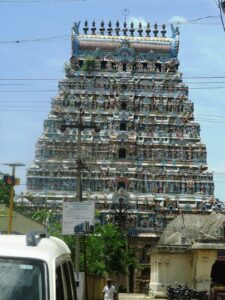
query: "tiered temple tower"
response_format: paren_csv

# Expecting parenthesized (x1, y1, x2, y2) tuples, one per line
(26, 20, 218, 292)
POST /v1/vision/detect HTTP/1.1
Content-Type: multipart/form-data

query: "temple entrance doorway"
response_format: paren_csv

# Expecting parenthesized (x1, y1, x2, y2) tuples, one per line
(210, 259, 225, 299)
(211, 260, 225, 284)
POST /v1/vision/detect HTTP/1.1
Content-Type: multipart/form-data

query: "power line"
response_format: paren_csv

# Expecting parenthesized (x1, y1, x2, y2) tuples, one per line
(0, 35, 69, 45)
(0, 83, 29, 86)
(2, 81, 225, 85)
(0, 15, 222, 45)
(1, 76, 225, 81)
(0, 89, 56, 92)
(2, 86, 225, 92)
(1, 106, 225, 126)
(0, 78, 58, 80)
(0, 0, 84, 2)
(0, 109, 48, 112)
(190, 87, 225, 89)
(184, 76, 225, 79)
(186, 81, 225, 84)
(187, 16, 219, 22)
(0, 105, 49, 107)
(172, 15, 220, 25)
(196, 119, 225, 124)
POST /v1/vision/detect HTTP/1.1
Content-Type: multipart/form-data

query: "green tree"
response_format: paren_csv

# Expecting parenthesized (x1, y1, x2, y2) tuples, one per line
(31, 209, 53, 224)
(40, 217, 136, 277)
(80, 224, 136, 277)
(0, 179, 10, 205)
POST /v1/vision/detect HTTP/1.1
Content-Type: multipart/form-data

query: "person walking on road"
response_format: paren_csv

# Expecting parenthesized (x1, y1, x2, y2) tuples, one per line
(102, 278, 117, 300)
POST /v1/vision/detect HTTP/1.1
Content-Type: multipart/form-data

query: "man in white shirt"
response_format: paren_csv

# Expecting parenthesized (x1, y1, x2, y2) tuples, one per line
(102, 278, 116, 300)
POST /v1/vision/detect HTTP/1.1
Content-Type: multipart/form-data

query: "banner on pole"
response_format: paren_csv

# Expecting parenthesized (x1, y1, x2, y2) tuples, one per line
(62, 201, 95, 235)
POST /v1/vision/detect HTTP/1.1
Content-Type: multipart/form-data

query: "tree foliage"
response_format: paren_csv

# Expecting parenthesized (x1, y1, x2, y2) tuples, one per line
(47, 219, 136, 278)
(0, 179, 10, 205)
(30, 209, 136, 278)
(31, 209, 53, 224)
(80, 224, 136, 277)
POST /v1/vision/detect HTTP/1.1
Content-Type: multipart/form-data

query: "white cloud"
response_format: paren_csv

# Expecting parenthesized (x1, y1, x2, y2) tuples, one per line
(127, 16, 148, 28)
(169, 16, 188, 24)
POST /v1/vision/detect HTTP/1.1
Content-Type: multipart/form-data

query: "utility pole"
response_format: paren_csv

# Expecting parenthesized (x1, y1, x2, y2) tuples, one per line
(218, 0, 225, 31)
(111, 196, 131, 292)
(3, 163, 25, 234)
(220, 0, 225, 13)
(60, 107, 100, 300)
(60, 107, 100, 202)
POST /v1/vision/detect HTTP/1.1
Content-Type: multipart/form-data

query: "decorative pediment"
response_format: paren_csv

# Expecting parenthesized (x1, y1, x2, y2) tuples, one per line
(135, 53, 145, 62)
(118, 133, 128, 141)
(143, 97, 151, 104)
(116, 44, 135, 63)
(112, 189, 131, 204)
(120, 111, 129, 118)
(104, 53, 115, 61)
(146, 51, 155, 60)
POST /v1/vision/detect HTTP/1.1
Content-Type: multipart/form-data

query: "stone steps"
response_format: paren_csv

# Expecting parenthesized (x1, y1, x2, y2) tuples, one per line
(118, 294, 147, 300)
(118, 293, 166, 300)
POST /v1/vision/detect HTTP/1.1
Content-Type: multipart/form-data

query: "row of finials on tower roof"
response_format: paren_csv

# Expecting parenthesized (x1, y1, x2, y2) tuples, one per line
(74, 20, 168, 37)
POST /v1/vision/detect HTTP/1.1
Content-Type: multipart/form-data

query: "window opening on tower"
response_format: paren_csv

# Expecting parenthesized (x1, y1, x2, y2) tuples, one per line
(120, 121, 127, 131)
(121, 101, 127, 110)
(117, 182, 126, 190)
(101, 61, 107, 69)
(122, 84, 127, 90)
(119, 148, 126, 158)
(78, 60, 83, 68)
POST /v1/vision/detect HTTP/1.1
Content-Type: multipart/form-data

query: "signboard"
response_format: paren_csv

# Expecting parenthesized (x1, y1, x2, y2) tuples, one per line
(62, 201, 95, 235)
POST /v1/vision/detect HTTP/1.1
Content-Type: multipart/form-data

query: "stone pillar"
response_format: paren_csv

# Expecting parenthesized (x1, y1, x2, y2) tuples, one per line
(150, 252, 167, 298)
(192, 249, 217, 291)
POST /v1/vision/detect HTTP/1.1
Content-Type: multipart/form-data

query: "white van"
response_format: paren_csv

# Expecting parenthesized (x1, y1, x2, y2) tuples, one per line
(0, 231, 77, 300)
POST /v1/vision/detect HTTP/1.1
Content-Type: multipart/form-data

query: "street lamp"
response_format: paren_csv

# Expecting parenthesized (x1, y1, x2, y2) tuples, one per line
(2, 162, 25, 234)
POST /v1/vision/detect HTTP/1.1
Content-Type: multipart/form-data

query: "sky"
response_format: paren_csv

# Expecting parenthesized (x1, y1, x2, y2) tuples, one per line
(0, 0, 225, 201)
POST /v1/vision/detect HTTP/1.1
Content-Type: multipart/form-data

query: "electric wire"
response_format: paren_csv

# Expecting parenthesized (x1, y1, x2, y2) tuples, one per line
(0, 0, 84, 2)
(171, 15, 220, 25)
(1, 76, 225, 80)
(0, 16, 222, 45)
(3, 81, 225, 85)
(13, 181, 225, 186)
(1, 107, 225, 126)
(2, 86, 225, 92)
(0, 89, 57, 92)
(0, 35, 70, 45)
(184, 76, 225, 79)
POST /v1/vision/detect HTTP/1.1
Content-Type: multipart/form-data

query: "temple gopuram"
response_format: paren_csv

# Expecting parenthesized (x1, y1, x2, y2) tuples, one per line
(26, 20, 223, 292)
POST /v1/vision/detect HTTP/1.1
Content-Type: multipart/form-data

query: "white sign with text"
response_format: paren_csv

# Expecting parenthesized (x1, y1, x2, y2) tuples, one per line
(62, 201, 95, 235)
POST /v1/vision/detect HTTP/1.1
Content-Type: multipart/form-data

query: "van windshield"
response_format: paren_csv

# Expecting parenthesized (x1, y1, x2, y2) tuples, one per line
(0, 257, 48, 300)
